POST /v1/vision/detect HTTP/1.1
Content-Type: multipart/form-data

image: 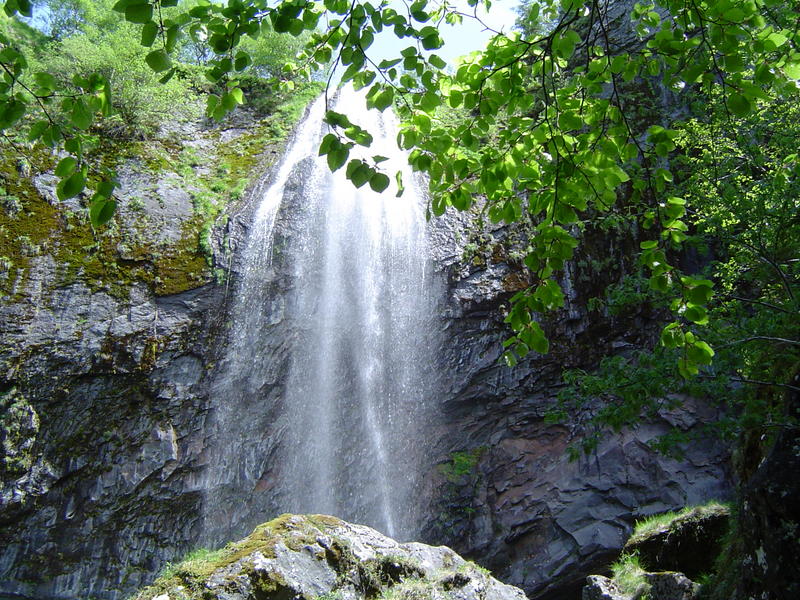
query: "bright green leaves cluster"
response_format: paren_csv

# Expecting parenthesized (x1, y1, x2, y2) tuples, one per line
(1, 21, 115, 225)
(113, 0, 182, 81)
(206, 88, 246, 122)
(3, 0, 799, 355)
(318, 130, 391, 193)
(635, 0, 800, 118)
(319, 132, 352, 171)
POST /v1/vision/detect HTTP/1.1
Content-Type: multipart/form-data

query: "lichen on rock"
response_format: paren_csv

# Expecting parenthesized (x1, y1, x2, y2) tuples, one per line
(0, 387, 56, 505)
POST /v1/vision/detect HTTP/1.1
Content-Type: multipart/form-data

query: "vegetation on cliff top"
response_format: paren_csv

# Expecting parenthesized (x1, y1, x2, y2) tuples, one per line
(0, 0, 321, 299)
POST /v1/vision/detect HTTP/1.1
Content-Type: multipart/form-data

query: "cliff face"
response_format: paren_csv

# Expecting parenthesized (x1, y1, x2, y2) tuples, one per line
(421, 214, 732, 600)
(0, 101, 309, 598)
(0, 279, 222, 597)
(0, 104, 731, 600)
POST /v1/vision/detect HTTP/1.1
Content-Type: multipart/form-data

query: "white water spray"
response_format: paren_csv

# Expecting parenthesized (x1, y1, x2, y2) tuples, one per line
(206, 87, 440, 541)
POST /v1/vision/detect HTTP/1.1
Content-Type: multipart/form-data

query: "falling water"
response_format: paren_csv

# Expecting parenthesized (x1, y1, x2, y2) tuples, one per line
(205, 87, 440, 541)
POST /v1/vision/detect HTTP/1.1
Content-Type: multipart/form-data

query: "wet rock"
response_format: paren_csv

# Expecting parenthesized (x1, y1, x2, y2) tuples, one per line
(134, 514, 528, 600)
(422, 205, 731, 600)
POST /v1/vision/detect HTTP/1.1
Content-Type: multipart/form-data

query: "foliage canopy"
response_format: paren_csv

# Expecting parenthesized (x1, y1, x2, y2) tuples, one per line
(1, 0, 799, 442)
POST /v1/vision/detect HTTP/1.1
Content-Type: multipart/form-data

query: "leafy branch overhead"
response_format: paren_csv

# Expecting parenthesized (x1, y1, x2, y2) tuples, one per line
(1, 0, 799, 380)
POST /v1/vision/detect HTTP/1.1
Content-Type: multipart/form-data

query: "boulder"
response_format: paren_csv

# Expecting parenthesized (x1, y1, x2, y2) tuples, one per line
(644, 572, 699, 600)
(623, 504, 730, 579)
(134, 514, 529, 600)
(582, 575, 625, 600)
(582, 571, 699, 600)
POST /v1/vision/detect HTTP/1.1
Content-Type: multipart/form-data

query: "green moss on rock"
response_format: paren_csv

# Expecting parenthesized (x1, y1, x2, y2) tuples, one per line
(0, 81, 323, 302)
(131, 514, 524, 600)
(623, 502, 731, 581)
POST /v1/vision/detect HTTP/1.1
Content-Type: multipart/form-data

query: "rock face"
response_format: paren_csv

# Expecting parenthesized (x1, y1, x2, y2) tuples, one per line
(419, 213, 731, 600)
(134, 514, 528, 600)
(0, 279, 225, 598)
(644, 572, 699, 600)
(1, 102, 732, 600)
(736, 384, 800, 600)
(0, 105, 287, 598)
(582, 575, 624, 600)
(582, 572, 699, 600)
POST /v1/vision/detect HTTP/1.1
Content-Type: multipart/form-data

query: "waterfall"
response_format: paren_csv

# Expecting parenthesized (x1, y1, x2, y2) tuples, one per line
(204, 87, 440, 542)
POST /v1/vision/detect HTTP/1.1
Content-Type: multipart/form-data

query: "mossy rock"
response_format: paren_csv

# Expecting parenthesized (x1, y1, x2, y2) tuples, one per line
(623, 503, 731, 580)
(133, 514, 527, 600)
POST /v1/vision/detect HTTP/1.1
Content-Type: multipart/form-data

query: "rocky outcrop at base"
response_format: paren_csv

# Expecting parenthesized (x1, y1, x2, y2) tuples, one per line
(623, 503, 730, 579)
(134, 514, 528, 600)
(582, 572, 698, 600)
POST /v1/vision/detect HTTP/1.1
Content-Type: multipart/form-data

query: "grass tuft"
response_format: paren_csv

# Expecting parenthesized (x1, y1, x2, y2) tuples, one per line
(611, 553, 651, 599)
(628, 501, 730, 545)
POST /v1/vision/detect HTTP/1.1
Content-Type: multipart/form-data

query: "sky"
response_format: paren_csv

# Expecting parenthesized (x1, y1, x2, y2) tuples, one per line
(365, 0, 522, 66)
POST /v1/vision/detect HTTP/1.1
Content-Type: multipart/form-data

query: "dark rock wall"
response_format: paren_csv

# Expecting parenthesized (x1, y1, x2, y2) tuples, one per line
(0, 277, 223, 598)
(737, 380, 800, 600)
(0, 108, 282, 599)
(422, 215, 732, 600)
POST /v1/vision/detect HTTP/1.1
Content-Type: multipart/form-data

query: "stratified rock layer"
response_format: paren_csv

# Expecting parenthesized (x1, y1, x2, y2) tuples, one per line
(134, 514, 528, 600)
(422, 211, 731, 600)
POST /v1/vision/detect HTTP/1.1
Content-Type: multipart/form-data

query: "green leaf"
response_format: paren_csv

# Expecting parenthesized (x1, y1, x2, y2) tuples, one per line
(527, 322, 549, 354)
(159, 68, 176, 84)
(27, 120, 49, 142)
(33, 72, 57, 92)
(346, 159, 371, 188)
(327, 147, 348, 171)
(125, 2, 153, 24)
(145, 49, 171, 73)
(112, 0, 138, 11)
(141, 21, 158, 46)
(71, 100, 92, 130)
(89, 197, 117, 227)
(318, 133, 338, 155)
(229, 88, 245, 104)
(57, 172, 86, 201)
(421, 33, 442, 50)
(683, 305, 708, 325)
(0, 98, 26, 130)
(371, 88, 394, 112)
(165, 25, 180, 52)
(55, 157, 78, 178)
(429, 54, 446, 69)
(16, 0, 32, 17)
(554, 30, 580, 60)
(235, 51, 251, 71)
(660, 323, 684, 348)
(727, 93, 751, 117)
(783, 62, 800, 80)
(369, 172, 390, 193)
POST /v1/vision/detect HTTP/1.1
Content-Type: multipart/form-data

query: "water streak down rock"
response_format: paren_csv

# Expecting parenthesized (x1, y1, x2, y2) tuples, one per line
(204, 87, 442, 544)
